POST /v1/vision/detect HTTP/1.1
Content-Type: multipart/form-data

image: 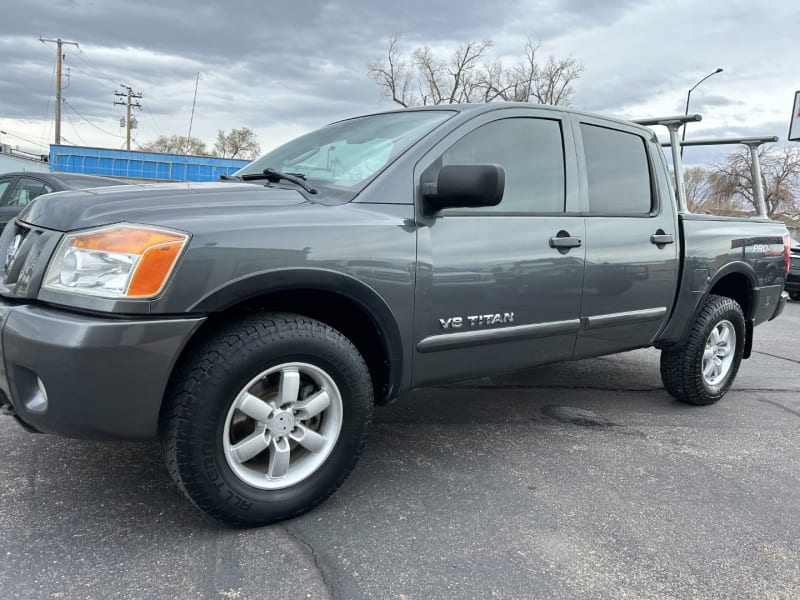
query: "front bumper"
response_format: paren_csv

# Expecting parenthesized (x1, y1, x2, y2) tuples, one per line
(0, 300, 204, 439)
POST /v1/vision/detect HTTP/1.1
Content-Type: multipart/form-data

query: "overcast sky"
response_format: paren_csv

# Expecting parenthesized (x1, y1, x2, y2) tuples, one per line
(1, 0, 797, 166)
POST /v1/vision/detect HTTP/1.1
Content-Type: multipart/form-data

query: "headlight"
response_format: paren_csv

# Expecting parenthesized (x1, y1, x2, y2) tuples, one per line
(43, 224, 189, 299)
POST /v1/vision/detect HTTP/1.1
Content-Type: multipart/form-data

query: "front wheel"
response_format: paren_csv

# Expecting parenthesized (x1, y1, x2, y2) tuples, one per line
(790, 291, 800, 301)
(660, 294, 745, 405)
(161, 313, 373, 527)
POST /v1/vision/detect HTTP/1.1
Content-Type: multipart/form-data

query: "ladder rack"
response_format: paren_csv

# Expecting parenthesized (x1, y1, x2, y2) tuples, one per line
(632, 115, 778, 218)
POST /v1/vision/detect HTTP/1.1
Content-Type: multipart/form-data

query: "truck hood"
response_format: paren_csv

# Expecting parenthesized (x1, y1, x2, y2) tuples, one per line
(18, 181, 310, 232)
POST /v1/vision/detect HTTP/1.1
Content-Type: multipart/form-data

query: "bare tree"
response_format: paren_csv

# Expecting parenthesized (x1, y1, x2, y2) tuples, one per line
(684, 166, 713, 213)
(368, 35, 583, 107)
(213, 127, 261, 160)
(682, 166, 743, 215)
(139, 134, 208, 155)
(709, 146, 800, 219)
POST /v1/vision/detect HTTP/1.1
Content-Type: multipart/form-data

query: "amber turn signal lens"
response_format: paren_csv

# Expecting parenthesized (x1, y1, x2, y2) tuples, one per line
(128, 240, 186, 297)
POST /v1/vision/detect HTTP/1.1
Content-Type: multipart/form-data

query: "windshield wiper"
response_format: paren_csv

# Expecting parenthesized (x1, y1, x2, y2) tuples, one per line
(240, 168, 318, 194)
(219, 173, 241, 181)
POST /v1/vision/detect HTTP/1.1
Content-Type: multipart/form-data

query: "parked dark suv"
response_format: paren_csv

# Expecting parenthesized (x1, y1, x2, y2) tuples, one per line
(0, 172, 126, 231)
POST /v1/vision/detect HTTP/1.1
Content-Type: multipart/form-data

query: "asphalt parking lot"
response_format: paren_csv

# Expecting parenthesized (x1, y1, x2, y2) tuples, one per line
(1, 301, 798, 599)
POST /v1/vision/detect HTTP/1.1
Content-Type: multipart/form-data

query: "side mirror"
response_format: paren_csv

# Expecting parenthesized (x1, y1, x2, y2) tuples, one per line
(422, 164, 505, 213)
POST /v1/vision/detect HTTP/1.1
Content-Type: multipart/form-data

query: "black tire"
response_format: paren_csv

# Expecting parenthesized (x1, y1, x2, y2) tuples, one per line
(660, 294, 745, 406)
(790, 291, 800, 301)
(160, 312, 373, 527)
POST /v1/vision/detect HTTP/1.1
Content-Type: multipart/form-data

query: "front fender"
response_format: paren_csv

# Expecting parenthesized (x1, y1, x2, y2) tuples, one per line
(188, 267, 405, 399)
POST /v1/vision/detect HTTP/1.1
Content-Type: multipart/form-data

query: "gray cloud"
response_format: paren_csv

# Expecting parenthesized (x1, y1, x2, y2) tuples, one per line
(1, 0, 796, 159)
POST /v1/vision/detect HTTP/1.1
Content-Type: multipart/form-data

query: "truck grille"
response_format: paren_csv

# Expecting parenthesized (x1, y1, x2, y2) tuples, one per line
(0, 221, 58, 299)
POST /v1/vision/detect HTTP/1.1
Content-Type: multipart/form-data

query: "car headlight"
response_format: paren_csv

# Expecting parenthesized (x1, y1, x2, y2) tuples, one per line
(43, 223, 189, 299)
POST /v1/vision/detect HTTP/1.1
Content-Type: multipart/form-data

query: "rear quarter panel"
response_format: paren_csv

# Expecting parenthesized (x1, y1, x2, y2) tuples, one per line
(656, 214, 788, 346)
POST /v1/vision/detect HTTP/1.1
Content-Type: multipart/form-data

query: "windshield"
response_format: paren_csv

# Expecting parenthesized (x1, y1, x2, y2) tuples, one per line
(235, 110, 454, 192)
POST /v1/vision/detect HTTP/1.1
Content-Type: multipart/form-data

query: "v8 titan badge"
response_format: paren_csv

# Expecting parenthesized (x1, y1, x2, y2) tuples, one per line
(439, 312, 514, 329)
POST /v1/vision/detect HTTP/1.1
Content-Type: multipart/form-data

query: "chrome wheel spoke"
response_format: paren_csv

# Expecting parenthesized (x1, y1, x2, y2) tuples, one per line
(277, 368, 301, 407)
(230, 431, 269, 463)
(294, 389, 330, 421)
(238, 392, 273, 423)
(703, 359, 716, 378)
(290, 424, 327, 453)
(712, 357, 722, 377)
(267, 437, 291, 479)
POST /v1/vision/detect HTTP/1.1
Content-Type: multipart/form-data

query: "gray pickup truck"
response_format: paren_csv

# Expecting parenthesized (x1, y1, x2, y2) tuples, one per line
(0, 104, 790, 527)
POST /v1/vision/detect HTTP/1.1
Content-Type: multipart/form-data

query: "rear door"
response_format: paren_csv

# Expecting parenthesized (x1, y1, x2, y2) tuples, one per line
(412, 107, 585, 386)
(572, 116, 679, 358)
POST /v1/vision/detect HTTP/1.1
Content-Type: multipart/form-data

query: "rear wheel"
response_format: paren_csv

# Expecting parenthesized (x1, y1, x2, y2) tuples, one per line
(660, 294, 745, 405)
(790, 291, 800, 301)
(161, 312, 373, 527)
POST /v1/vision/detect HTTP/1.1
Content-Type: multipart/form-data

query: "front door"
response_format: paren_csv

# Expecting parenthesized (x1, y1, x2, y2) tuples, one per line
(412, 109, 585, 386)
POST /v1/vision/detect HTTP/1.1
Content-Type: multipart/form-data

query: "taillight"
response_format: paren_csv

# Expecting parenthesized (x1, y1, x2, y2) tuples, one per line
(784, 234, 791, 275)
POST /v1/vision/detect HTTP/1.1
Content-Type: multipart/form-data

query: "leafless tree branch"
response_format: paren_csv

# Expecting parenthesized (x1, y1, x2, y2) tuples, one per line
(368, 34, 584, 108)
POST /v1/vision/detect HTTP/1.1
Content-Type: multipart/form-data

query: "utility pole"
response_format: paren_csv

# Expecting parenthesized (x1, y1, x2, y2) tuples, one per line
(39, 37, 79, 145)
(114, 85, 142, 150)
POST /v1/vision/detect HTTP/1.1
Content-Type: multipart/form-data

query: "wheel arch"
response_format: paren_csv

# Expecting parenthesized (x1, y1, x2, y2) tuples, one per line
(706, 265, 756, 321)
(179, 268, 404, 406)
(671, 264, 756, 357)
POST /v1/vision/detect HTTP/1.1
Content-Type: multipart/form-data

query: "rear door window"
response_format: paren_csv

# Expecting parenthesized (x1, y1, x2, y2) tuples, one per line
(580, 123, 652, 214)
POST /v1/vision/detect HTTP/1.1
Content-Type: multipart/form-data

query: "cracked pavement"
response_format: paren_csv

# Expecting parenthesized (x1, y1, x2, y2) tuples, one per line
(0, 301, 798, 599)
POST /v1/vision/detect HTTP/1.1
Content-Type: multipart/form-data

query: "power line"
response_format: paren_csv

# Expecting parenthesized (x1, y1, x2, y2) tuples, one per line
(74, 45, 168, 147)
(0, 128, 49, 150)
(61, 98, 122, 138)
(73, 48, 121, 89)
(64, 109, 88, 145)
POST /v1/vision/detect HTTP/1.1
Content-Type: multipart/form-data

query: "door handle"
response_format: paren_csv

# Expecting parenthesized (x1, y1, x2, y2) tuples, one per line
(549, 236, 582, 249)
(650, 233, 674, 245)
(550, 230, 581, 254)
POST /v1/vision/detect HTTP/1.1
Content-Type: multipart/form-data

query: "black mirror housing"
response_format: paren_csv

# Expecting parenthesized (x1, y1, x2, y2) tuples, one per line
(423, 164, 505, 213)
